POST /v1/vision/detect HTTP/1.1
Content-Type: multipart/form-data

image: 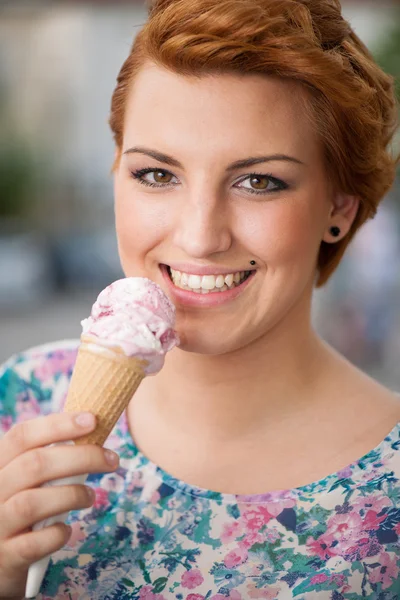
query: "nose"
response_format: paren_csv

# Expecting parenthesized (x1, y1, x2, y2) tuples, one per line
(172, 190, 232, 258)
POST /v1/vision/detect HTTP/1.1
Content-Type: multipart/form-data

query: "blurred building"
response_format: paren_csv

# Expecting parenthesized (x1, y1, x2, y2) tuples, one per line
(0, 0, 398, 223)
(0, 0, 399, 386)
(0, 1, 146, 228)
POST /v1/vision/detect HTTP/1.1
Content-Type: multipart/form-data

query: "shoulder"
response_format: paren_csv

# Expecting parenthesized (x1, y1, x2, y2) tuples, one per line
(0, 340, 79, 434)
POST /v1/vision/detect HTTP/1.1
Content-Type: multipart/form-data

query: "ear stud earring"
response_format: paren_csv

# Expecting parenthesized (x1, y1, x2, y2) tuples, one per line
(330, 226, 341, 238)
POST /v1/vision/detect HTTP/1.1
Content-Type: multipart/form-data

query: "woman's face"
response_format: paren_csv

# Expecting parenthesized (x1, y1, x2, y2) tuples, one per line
(114, 64, 339, 354)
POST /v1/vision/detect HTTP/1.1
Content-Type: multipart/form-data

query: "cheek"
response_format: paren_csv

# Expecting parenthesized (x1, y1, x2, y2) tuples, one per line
(114, 181, 171, 264)
(238, 197, 323, 266)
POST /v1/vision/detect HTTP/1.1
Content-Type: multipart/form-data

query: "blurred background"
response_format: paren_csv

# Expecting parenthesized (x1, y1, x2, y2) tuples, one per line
(0, 0, 399, 389)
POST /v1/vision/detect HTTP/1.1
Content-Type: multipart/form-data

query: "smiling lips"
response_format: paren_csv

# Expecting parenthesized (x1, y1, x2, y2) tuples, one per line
(168, 267, 253, 294)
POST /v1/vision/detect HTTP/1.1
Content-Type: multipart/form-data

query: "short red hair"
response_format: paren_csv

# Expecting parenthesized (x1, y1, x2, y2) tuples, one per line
(110, 0, 399, 287)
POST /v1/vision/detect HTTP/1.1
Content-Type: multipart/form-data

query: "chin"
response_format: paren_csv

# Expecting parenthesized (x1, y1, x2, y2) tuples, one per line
(174, 320, 258, 356)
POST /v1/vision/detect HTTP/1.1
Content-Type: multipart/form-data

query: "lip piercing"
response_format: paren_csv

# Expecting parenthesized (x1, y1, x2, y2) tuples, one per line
(250, 260, 256, 266)
(330, 226, 341, 238)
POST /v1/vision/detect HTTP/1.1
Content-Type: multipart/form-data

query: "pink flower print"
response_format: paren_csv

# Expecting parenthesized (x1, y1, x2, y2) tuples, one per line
(167, 497, 180, 509)
(16, 396, 41, 422)
(210, 596, 227, 600)
(325, 511, 366, 557)
(327, 511, 363, 542)
(241, 530, 266, 549)
(181, 569, 204, 589)
(310, 573, 329, 585)
(369, 552, 399, 590)
(337, 466, 353, 479)
(105, 431, 122, 448)
(101, 470, 124, 494)
(247, 583, 280, 598)
(119, 410, 129, 436)
(353, 494, 391, 515)
(186, 595, 205, 600)
(229, 592, 243, 600)
(343, 535, 371, 561)
(241, 507, 272, 532)
(363, 510, 386, 531)
(250, 563, 264, 576)
(264, 497, 296, 518)
(395, 522, 400, 535)
(66, 522, 86, 548)
(221, 520, 244, 544)
(139, 585, 167, 600)
(139, 587, 153, 600)
(224, 545, 249, 568)
(150, 490, 161, 505)
(34, 350, 76, 381)
(265, 527, 280, 543)
(93, 487, 109, 509)
(342, 586, 351, 594)
(47, 580, 81, 600)
(306, 534, 335, 560)
(330, 574, 346, 587)
(127, 470, 145, 493)
(360, 466, 391, 486)
(0, 415, 13, 432)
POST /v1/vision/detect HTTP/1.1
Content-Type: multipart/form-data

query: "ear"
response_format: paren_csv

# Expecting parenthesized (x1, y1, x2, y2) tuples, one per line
(322, 193, 360, 243)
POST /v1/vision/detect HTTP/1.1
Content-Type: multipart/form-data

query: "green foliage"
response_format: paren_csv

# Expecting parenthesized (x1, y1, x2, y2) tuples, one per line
(0, 144, 38, 219)
(373, 13, 400, 192)
(374, 11, 400, 98)
(0, 77, 40, 220)
(152, 577, 168, 593)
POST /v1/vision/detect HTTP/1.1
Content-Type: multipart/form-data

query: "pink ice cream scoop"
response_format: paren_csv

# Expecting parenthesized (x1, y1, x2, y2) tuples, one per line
(81, 277, 179, 374)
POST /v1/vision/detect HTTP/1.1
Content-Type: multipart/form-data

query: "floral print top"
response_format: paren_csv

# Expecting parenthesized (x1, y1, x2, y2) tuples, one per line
(1, 341, 400, 600)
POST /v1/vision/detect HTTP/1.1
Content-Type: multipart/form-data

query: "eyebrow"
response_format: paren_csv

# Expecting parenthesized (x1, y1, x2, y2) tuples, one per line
(123, 146, 305, 170)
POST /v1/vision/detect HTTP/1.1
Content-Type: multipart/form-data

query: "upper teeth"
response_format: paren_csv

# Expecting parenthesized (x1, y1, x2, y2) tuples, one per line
(170, 269, 249, 292)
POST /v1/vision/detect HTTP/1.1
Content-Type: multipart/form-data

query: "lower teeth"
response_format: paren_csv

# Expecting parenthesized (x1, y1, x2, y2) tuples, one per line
(170, 279, 248, 293)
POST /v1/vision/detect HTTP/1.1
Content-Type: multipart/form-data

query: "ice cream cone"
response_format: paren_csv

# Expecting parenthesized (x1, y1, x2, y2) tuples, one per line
(26, 278, 178, 599)
(63, 337, 148, 446)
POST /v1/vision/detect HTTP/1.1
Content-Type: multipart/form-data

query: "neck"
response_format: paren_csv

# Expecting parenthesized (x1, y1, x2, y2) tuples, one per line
(133, 290, 333, 442)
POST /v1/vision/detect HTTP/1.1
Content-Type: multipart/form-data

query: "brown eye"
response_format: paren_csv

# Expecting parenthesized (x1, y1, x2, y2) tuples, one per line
(249, 176, 270, 190)
(130, 167, 179, 189)
(153, 171, 173, 184)
(236, 173, 288, 196)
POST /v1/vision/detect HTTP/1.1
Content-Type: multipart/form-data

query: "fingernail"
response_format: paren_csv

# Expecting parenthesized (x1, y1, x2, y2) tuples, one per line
(104, 450, 119, 466)
(74, 412, 95, 428)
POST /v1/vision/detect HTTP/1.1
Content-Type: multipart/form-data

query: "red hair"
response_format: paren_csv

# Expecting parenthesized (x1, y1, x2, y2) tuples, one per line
(110, 0, 399, 286)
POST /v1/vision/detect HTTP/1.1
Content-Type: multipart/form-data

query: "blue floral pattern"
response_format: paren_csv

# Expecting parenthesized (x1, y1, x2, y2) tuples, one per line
(1, 342, 400, 599)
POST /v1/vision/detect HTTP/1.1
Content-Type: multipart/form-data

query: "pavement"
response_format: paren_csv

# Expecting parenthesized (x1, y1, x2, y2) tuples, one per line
(0, 291, 93, 363)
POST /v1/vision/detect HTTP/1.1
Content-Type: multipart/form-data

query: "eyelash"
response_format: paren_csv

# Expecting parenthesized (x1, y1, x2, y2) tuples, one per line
(129, 167, 289, 196)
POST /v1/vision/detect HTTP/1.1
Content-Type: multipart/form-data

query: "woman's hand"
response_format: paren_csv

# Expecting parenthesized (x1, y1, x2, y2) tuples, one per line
(0, 412, 119, 598)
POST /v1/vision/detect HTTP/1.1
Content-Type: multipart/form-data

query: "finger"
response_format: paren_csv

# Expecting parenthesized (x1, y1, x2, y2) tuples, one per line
(0, 412, 97, 470)
(1, 485, 95, 539)
(0, 443, 119, 503)
(1, 522, 72, 571)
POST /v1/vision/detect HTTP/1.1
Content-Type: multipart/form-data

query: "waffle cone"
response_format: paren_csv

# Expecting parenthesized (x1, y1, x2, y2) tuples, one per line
(63, 339, 147, 446)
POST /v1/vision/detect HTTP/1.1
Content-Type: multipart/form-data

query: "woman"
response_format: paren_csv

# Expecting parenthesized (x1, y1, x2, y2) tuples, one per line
(0, 0, 399, 598)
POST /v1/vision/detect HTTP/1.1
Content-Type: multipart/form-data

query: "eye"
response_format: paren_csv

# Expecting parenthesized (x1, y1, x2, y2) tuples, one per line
(130, 167, 288, 195)
(130, 168, 178, 188)
(236, 173, 288, 195)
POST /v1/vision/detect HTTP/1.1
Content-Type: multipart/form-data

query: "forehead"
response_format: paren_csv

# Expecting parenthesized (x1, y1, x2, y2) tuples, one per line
(124, 63, 320, 160)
